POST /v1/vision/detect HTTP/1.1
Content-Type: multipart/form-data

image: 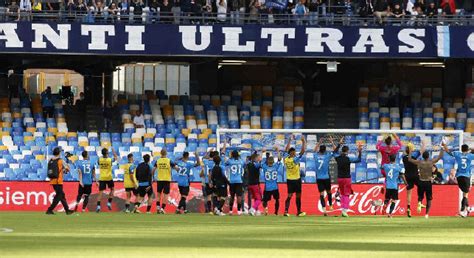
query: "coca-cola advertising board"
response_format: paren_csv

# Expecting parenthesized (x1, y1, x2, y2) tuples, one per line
(0, 182, 460, 216)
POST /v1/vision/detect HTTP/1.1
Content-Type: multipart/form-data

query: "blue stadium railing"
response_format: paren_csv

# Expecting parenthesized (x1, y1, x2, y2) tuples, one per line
(0, 9, 473, 26)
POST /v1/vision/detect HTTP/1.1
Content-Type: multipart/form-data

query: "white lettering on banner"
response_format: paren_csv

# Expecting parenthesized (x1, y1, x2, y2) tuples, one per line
(353, 28, 389, 53)
(179, 26, 213, 51)
(0, 23, 23, 48)
(398, 29, 425, 53)
(468, 33, 474, 51)
(11, 191, 24, 205)
(305, 28, 344, 53)
(222, 27, 255, 52)
(261, 28, 295, 52)
(81, 25, 115, 50)
(0, 187, 53, 206)
(125, 26, 145, 51)
(31, 24, 71, 50)
(318, 185, 402, 214)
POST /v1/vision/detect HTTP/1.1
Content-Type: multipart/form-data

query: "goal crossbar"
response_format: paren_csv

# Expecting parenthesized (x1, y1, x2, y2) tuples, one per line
(216, 128, 464, 150)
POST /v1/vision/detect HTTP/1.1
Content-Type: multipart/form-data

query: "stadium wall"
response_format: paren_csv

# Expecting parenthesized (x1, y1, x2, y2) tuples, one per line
(0, 182, 459, 216)
(2, 22, 474, 58)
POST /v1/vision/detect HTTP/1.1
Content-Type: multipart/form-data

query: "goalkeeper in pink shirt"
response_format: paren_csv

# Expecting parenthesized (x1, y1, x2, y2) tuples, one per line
(376, 134, 403, 177)
(376, 133, 403, 215)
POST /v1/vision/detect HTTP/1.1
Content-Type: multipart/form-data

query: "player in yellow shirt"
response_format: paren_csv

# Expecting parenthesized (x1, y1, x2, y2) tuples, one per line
(283, 135, 306, 217)
(123, 153, 138, 213)
(96, 147, 118, 213)
(153, 149, 177, 214)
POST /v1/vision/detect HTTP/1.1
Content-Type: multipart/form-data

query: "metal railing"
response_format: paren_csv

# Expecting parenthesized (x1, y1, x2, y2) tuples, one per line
(0, 9, 473, 26)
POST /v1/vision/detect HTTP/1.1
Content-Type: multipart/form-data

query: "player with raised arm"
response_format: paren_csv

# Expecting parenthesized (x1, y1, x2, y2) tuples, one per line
(224, 150, 246, 215)
(176, 151, 200, 214)
(262, 148, 283, 216)
(376, 134, 403, 177)
(334, 141, 363, 217)
(443, 144, 474, 217)
(74, 151, 96, 212)
(154, 149, 177, 214)
(376, 134, 403, 214)
(200, 150, 217, 214)
(283, 134, 306, 217)
(210, 155, 229, 216)
(123, 153, 138, 213)
(133, 154, 154, 213)
(408, 145, 445, 219)
(96, 147, 118, 213)
(402, 142, 424, 217)
(382, 155, 407, 218)
(314, 136, 341, 216)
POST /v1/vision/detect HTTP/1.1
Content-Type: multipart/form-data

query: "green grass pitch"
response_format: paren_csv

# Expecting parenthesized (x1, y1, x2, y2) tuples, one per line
(0, 212, 473, 257)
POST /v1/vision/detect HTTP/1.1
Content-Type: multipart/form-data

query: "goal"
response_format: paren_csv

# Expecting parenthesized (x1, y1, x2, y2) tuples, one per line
(216, 129, 464, 184)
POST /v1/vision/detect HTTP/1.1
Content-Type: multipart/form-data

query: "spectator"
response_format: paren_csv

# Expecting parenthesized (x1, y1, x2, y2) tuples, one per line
(216, 0, 227, 22)
(19, 0, 31, 21)
(77, 0, 88, 12)
(75, 92, 87, 132)
(425, 1, 436, 17)
(103, 101, 113, 131)
(119, 0, 129, 14)
(405, 0, 414, 14)
(47, 0, 60, 11)
(392, 2, 404, 17)
(432, 165, 444, 185)
(32, 0, 42, 13)
(133, 110, 145, 128)
(248, 0, 261, 23)
(189, 0, 202, 23)
(333, 0, 345, 15)
(0, 0, 7, 22)
(292, 0, 308, 26)
(45, 147, 74, 215)
(7, 1, 20, 21)
(358, 0, 374, 25)
(41, 86, 54, 119)
(66, 0, 77, 13)
(160, 0, 172, 22)
(171, 0, 181, 24)
(131, 0, 145, 23)
(446, 169, 458, 185)
(148, 0, 160, 22)
(308, 0, 318, 25)
(373, 0, 389, 24)
(19, 87, 30, 108)
(229, 0, 245, 24)
(440, 0, 455, 16)
(108, 2, 119, 21)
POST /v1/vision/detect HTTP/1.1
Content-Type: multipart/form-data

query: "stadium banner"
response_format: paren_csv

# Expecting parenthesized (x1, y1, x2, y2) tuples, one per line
(2, 22, 468, 58)
(0, 182, 459, 216)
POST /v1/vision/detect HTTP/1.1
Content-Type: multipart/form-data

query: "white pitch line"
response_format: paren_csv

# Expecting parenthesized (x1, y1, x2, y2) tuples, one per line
(0, 228, 13, 233)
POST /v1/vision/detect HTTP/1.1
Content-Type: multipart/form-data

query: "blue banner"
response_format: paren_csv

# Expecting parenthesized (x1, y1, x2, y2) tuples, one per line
(0, 22, 473, 58)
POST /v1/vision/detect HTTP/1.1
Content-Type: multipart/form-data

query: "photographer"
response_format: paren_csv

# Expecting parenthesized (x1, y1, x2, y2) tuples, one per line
(46, 147, 74, 215)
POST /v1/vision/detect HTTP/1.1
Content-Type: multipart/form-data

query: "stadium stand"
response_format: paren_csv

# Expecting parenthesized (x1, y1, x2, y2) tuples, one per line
(0, 85, 306, 183)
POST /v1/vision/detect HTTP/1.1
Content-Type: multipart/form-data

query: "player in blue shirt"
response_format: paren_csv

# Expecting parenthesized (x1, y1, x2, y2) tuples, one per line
(224, 150, 247, 215)
(314, 136, 341, 216)
(74, 151, 96, 212)
(200, 150, 219, 214)
(175, 151, 200, 214)
(262, 148, 282, 215)
(382, 155, 407, 218)
(443, 144, 474, 217)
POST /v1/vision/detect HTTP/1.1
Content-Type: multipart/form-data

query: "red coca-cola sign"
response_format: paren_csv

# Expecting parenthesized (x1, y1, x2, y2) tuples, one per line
(0, 182, 460, 216)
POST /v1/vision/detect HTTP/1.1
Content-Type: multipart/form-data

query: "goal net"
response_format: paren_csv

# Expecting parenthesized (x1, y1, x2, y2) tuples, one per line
(216, 129, 464, 184)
